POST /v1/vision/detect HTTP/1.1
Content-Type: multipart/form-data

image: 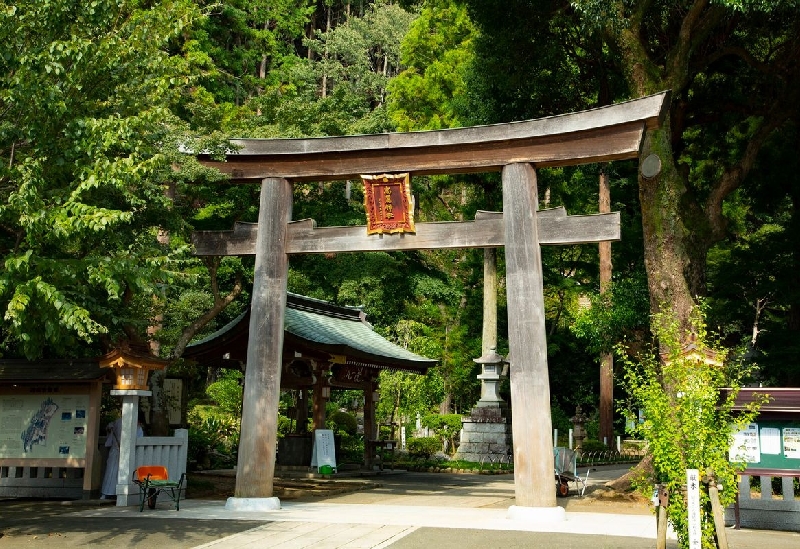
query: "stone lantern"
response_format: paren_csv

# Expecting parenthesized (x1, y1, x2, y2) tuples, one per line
(474, 347, 507, 407)
(571, 406, 589, 451)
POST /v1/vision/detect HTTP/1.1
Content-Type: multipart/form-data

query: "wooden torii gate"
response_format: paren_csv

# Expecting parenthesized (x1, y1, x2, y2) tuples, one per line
(193, 92, 669, 517)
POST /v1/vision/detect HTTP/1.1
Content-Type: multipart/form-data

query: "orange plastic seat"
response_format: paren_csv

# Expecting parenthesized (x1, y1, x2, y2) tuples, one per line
(133, 465, 185, 511)
(135, 465, 169, 481)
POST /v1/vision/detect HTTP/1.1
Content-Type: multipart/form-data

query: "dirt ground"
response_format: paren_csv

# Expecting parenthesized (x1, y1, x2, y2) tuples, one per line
(186, 469, 654, 516)
(187, 471, 382, 501)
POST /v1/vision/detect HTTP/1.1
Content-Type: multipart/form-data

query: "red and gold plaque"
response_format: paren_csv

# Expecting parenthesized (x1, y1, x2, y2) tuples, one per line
(362, 173, 415, 235)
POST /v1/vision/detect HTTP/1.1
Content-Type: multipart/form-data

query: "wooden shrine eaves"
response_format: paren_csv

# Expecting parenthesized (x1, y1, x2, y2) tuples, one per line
(192, 208, 620, 256)
(197, 92, 670, 183)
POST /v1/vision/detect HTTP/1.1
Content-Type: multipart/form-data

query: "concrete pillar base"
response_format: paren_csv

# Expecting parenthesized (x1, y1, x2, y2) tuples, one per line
(225, 497, 281, 511)
(507, 505, 566, 523)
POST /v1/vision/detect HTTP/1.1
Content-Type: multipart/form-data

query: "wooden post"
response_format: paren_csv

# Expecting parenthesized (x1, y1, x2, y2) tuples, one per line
(503, 163, 558, 513)
(363, 379, 376, 469)
(598, 169, 614, 445)
(482, 248, 498, 355)
(312, 364, 329, 431)
(656, 483, 669, 549)
(83, 380, 102, 498)
(234, 177, 292, 499)
(656, 505, 668, 549)
(707, 468, 729, 549)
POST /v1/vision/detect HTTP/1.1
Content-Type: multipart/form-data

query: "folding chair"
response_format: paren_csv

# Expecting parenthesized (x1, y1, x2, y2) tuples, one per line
(133, 465, 186, 511)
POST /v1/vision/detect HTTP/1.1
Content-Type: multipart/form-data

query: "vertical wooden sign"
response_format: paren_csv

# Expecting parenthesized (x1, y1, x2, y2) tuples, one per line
(362, 173, 415, 235)
(686, 469, 701, 549)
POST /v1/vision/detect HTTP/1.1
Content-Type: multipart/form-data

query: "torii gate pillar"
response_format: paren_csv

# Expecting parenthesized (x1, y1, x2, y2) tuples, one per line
(225, 177, 291, 511)
(504, 163, 564, 521)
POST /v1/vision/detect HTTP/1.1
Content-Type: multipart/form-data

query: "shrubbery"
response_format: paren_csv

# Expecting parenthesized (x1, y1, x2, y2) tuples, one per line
(619, 308, 761, 548)
(421, 413, 462, 454)
(407, 436, 441, 458)
(326, 410, 362, 464)
(187, 414, 240, 470)
(577, 439, 607, 453)
(327, 410, 358, 436)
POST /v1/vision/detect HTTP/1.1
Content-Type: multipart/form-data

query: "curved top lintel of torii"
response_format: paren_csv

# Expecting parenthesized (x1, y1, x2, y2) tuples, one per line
(197, 92, 670, 183)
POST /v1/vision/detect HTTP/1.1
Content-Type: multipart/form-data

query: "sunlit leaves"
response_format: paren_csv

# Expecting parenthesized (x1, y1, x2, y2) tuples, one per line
(0, 1, 203, 358)
(388, 0, 476, 131)
(618, 307, 762, 547)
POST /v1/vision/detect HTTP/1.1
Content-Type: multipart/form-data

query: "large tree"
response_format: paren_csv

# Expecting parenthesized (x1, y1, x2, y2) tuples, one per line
(0, 0, 207, 358)
(572, 0, 800, 336)
(463, 0, 800, 341)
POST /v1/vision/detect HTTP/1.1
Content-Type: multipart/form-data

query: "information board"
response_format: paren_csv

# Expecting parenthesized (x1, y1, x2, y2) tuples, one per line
(730, 421, 800, 471)
(310, 429, 337, 471)
(0, 393, 90, 459)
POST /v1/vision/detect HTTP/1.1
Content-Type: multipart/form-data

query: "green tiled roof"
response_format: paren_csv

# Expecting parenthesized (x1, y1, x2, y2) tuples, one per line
(186, 293, 435, 372)
(284, 304, 431, 365)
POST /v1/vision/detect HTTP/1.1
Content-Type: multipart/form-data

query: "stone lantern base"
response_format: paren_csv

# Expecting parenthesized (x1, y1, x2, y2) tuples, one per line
(453, 405, 512, 463)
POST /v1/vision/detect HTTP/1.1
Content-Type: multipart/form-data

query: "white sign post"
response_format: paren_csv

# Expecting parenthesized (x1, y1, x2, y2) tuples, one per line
(686, 469, 702, 549)
(310, 429, 337, 473)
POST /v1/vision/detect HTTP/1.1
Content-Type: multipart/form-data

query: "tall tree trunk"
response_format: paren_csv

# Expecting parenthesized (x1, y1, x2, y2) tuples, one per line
(149, 184, 174, 436)
(482, 248, 497, 355)
(786, 182, 800, 384)
(321, 5, 331, 98)
(598, 169, 614, 445)
(638, 119, 697, 338)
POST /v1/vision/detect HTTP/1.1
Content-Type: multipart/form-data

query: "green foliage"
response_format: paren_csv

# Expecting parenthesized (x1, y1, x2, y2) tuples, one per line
(460, 0, 614, 125)
(277, 413, 293, 439)
(205, 369, 244, 417)
(572, 271, 650, 355)
(550, 404, 573, 435)
(618, 307, 763, 548)
(239, 1, 416, 138)
(0, 0, 206, 358)
(327, 410, 358, 436)
(578, 439, 608, 453)
(186, 0, 315, 107)
(187, 414, 241, 470)
(420, 413, 462, 454)
(388, 0, 476, 131)
(407, 436, 441, 458)
(705, 120, 800, 386)
(420, 413, 462, 435)
(326, 409, 363, 464)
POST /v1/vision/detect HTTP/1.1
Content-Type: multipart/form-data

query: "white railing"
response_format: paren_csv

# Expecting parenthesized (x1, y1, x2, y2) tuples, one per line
(134, 429, 189, 482)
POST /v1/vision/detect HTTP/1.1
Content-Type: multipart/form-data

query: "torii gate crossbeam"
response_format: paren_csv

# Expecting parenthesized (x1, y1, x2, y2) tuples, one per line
(194, 92, 670, 517)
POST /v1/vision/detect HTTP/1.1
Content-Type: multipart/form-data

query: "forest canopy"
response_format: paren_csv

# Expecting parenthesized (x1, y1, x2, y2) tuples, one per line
(1, 0, 798, 431)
